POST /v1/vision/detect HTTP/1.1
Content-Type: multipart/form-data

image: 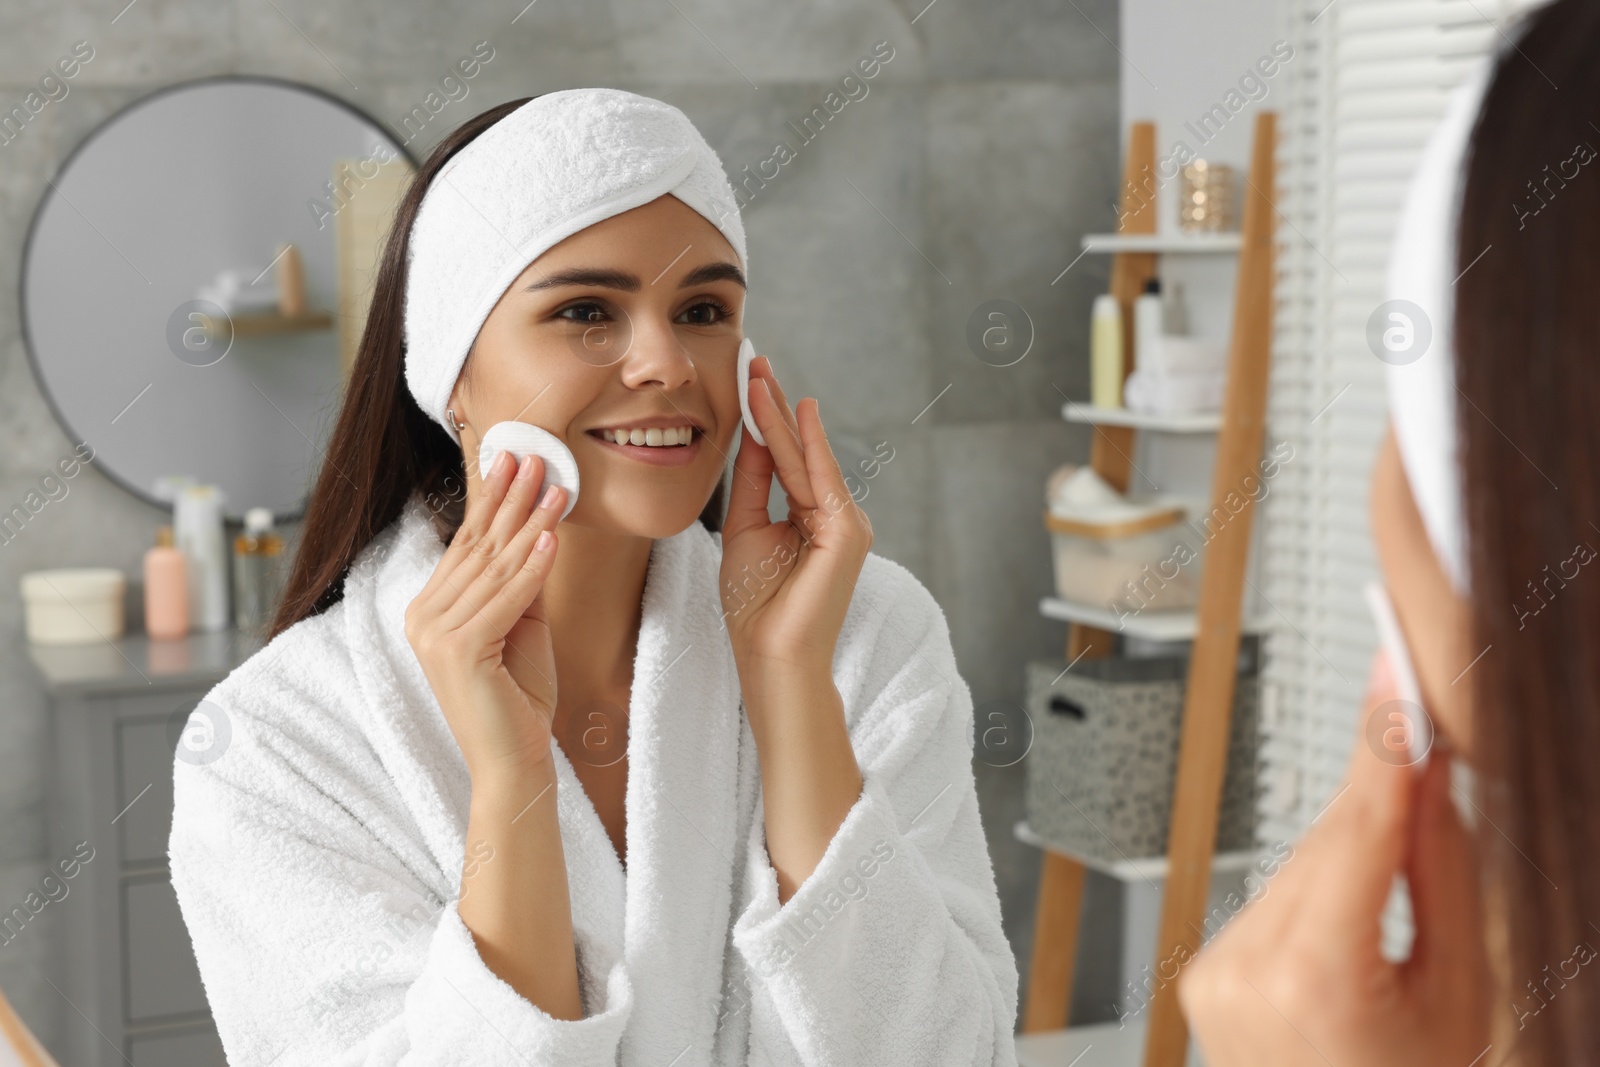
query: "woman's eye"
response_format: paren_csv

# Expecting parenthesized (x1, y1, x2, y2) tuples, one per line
(680, 300, 734, 326)
(556, 301, 610, 324)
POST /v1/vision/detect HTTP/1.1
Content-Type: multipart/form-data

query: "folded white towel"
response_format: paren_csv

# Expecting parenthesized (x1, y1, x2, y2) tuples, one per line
(403, 87, 749, 447)
(167, 494, 1020, 1065)
(1123, 366, 1224, 416)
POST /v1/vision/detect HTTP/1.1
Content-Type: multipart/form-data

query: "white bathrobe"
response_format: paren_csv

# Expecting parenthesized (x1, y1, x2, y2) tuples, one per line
(168, 493, 1020, 1066)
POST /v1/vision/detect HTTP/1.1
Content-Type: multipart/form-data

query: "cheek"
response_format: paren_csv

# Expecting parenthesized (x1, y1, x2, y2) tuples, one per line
(1429, 610, 1476, 759)
(710, 371, 745, 451)
(1371, 434, 1476, 757)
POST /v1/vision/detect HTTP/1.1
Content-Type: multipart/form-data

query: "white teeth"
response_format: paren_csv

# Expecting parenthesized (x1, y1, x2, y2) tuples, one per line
(601, 426, 694, 446)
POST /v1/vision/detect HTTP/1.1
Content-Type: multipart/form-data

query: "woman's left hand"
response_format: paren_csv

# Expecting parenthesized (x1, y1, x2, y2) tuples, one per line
(719, 353, 873, 681)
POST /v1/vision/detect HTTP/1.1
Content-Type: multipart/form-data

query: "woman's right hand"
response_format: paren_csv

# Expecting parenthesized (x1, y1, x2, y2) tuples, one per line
(1177, 649, 1490, 1066)
(405, 451, 566, 784)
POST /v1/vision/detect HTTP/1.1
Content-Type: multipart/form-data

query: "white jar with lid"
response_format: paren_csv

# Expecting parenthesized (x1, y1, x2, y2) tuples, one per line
(20, 568, 127, 644)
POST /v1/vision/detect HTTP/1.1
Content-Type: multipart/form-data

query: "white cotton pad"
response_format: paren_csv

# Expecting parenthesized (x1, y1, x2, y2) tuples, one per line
(476, 421, 580, 522)
(737, 337, 766, 446)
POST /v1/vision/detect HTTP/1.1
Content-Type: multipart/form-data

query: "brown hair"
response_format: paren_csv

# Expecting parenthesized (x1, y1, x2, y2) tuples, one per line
(1455, 2, 1600, 1061)
(269, 96, 726, 641)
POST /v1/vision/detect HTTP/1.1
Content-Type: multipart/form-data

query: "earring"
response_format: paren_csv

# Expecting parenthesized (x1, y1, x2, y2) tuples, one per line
(447, 407, 466, 431)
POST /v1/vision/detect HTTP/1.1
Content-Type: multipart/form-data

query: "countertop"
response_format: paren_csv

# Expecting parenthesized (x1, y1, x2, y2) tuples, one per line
(24, 627, 266, 696)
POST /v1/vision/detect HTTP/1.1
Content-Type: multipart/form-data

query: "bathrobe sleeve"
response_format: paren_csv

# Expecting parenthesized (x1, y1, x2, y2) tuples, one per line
(167, 616, 633, 1067)
(728, 556, 1021, 1066)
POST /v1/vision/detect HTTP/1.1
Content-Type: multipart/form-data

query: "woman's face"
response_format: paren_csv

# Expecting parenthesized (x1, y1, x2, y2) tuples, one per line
(448, 192, 746, 539)
(1369, 423, 1477, 758)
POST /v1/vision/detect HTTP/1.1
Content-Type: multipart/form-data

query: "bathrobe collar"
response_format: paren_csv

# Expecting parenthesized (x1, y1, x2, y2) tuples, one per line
(341, 493, 747, 1048)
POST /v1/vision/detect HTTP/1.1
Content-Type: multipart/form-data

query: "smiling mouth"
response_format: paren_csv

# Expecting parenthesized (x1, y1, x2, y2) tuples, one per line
(590, 426, 697, 448)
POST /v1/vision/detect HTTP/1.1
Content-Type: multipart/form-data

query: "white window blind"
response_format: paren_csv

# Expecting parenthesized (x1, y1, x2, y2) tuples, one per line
(1258, 0, 1538, 850)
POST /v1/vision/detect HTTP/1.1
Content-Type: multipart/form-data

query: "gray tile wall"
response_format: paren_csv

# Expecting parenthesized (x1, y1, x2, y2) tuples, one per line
(0, 0, 1118, 1049)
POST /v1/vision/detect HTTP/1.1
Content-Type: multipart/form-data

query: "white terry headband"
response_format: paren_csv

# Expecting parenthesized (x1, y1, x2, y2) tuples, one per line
(1384, 56, 1495, 597)
(402, 87, 749, 448)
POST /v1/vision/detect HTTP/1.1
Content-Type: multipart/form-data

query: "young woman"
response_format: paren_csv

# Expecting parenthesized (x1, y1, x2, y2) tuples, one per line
(167, 88, 1019, 1065)
(1180, 1, 1600, 1063)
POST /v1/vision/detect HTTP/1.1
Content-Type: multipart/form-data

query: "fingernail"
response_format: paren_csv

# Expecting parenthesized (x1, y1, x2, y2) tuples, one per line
(540, 484, 559, 510)
(517, 455, 535, 481)
(534, 530, 552, 552)
(490, 449, 509, 477)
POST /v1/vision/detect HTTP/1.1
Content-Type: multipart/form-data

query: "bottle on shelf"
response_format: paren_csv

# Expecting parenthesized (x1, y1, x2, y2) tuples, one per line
(1089, 293, 1124, 408)
(144, 525, 189, 640)
(1164, 279, 1189, 336)
(175, 484, 229, 632)
(233, 508, 286, 637)
(1134, 276, 1164, 375)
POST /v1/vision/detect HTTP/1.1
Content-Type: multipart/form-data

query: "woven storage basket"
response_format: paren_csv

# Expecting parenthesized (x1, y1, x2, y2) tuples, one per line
(1023, 643, 1259, 863)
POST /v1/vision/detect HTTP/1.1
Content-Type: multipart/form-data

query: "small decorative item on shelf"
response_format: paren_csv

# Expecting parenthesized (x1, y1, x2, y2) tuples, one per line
(195, 267, 278, 315)
(275, 241, 305, 316)
(1022, 642, 1261, 862)
(1178, 159, 1237, 233)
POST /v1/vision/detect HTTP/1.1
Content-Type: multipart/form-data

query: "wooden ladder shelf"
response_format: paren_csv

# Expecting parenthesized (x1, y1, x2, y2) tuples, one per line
(1021, 110, 1278, 1067)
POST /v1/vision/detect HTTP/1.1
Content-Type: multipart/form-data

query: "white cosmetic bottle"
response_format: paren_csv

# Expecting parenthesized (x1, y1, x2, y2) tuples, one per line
(1134, 277, 1164, 375)
(174, 484, 230, 632)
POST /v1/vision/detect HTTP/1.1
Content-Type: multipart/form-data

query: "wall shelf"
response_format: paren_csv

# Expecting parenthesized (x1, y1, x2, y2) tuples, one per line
(1038, 597, 1266, 644)
(1061, 403, 1221, 433)
(1013, 820, 1259, 885)
(202, 310, 334, 340)
(1080, 232, 1240, 255)
(1016, 1019, 1210, 1067)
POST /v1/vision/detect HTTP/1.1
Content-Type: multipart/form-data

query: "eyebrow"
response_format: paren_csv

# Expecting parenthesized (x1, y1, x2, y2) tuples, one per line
(521, 261, 746, 293)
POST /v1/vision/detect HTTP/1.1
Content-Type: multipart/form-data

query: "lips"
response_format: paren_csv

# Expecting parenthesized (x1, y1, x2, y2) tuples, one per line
(585, 424, 703, 467)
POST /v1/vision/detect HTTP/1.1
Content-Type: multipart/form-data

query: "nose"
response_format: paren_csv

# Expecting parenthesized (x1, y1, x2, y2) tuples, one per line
(616, 315, 698, 392)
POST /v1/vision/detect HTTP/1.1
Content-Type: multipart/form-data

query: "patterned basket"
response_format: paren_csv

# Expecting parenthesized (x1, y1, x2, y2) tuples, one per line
(1023, 643, 1259, 863)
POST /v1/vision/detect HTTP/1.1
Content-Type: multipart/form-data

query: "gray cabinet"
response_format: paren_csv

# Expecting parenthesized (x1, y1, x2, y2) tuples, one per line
(28, 629, 262, 1067)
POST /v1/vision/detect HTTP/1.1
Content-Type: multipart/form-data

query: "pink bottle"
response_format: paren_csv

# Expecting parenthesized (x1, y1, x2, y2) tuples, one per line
(145, 525, 189, 639)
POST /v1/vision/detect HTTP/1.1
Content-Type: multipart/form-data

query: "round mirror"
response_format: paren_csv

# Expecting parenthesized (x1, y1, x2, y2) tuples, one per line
(22, 75, 418, 522)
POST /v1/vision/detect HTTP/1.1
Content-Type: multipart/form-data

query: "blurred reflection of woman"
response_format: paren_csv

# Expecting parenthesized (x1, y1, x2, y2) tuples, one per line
(1181, 2, 1600, 1064)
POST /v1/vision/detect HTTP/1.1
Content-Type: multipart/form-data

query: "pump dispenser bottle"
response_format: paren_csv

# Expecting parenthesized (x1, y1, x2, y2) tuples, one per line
(233, 508, 285, 637)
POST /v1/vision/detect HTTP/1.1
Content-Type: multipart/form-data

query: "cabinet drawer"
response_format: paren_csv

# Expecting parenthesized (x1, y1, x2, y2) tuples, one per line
(122, 876, 209, 1022)
(127, 1022, 227, 1066)
(117, 712, 188, 866)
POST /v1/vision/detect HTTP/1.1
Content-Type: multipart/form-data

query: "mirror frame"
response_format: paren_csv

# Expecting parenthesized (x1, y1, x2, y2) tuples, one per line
(19, 73, 422, 523)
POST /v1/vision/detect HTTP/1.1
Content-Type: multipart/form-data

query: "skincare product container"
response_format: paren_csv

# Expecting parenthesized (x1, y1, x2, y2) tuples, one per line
(144, 524, 189, 639)
(233, 507, 285, 637)
(1089, 294, 1123, 408)
(1134, 277, 1164, 377)
(21, 568, 127, 645)
(175, 484, 229, 632)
